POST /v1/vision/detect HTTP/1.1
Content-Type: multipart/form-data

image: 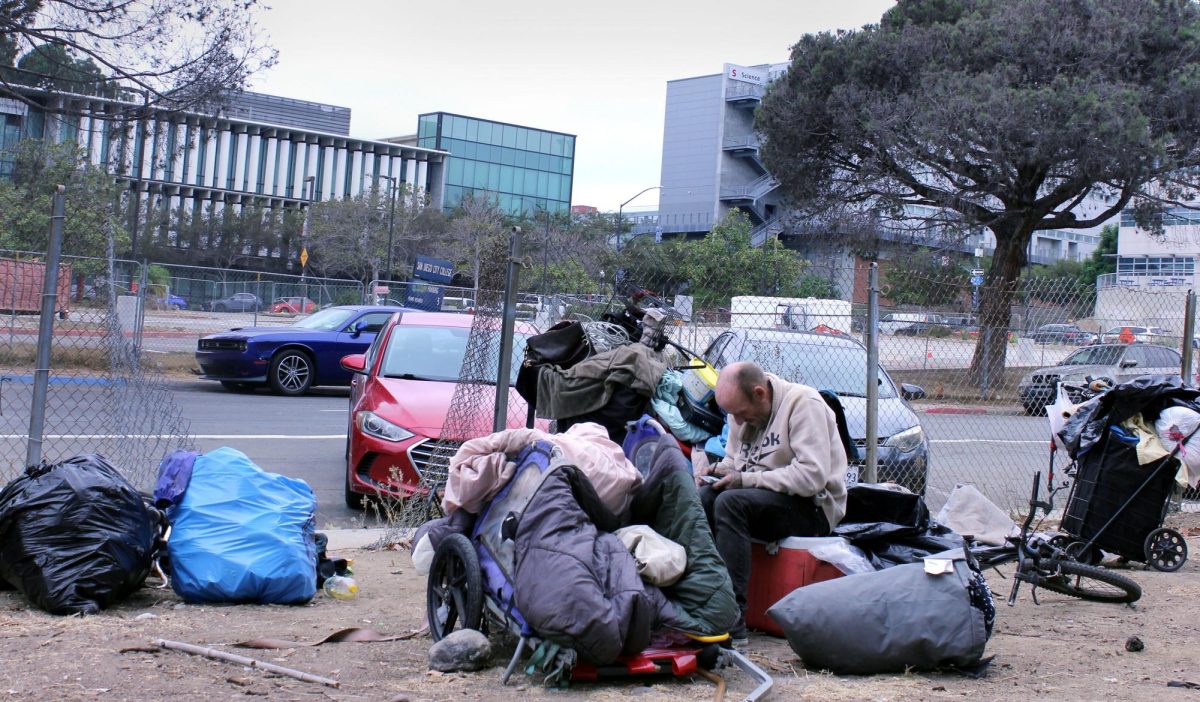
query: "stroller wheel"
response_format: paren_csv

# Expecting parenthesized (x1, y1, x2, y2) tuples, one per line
(427, 534, 483, 642)
(1144, 528, 1188, 573)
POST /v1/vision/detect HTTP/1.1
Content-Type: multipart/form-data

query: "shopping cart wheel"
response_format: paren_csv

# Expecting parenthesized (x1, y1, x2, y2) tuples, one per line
(1144, 527, 1188, 573)
(427, 534, 483, 642)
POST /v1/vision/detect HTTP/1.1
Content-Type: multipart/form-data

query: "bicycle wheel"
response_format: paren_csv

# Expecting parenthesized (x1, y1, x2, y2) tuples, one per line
(1029, 560, 1141, 604)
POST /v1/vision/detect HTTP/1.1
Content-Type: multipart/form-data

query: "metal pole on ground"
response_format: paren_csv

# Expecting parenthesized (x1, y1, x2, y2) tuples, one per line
(1182, 289, 1196, 384)
(493, 227, 522, 433)
(27, 186, 66, 468)
(864, 262, 880, 483)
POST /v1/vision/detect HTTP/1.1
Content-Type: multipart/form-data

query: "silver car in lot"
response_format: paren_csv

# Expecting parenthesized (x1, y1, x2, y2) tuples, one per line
(1017, 343, 1182, 415)
(702, 328, 930, 495)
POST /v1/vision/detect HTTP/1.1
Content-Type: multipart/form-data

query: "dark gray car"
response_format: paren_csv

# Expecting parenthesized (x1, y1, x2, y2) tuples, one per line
(1017, 343, 1182, 414)
(208, 292, 262, 312)
(703, 328, 930, 495)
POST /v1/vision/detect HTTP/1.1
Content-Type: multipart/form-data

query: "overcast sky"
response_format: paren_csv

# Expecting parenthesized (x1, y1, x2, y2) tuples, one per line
(250, 0, 895, 213)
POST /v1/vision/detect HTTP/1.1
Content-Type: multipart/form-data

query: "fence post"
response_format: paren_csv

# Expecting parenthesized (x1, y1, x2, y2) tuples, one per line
(1183, 289, 1196, 384)
(134, 260, 148, 354)
(26, 187, 66, 468)
(864, 263, 880, 483)
(493, 227, 523, 433)
(980, 329, 991, 401)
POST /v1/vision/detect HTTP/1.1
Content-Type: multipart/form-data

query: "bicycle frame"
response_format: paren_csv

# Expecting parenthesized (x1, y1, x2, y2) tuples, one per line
(1007, 470, 1060, 605)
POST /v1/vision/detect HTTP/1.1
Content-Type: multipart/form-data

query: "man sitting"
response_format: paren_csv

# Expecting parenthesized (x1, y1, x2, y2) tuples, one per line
(696, 361, 849, 643)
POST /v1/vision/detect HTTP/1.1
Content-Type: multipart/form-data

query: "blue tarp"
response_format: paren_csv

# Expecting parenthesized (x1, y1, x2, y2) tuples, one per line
(167, 447, 317, 604)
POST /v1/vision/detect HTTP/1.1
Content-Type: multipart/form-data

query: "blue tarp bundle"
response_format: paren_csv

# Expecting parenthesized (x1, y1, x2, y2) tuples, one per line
(166, 447, 317, 604)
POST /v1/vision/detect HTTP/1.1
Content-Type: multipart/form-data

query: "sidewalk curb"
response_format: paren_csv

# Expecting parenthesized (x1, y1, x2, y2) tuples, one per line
(916, 404, 1026, 416)
(323, 528, 393, 551)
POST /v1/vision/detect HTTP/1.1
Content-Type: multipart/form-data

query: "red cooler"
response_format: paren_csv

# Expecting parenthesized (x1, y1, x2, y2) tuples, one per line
(745, 536, 847, 636)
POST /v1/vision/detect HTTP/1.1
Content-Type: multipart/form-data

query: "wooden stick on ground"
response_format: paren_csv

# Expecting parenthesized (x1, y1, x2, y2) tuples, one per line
(696, 669, 726, 702)
(153, 639, 340, 688)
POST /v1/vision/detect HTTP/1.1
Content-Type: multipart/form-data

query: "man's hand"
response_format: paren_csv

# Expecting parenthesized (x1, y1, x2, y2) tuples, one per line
(694, 450, 734, 488)
(712, 471, 743, 491)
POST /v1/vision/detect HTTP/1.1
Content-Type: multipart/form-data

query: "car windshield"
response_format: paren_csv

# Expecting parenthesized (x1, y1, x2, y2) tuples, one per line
(379, 325, 528, 383)
(1060, 346, 1124, 366)
(737, 335, 897, 399)
(292, 307, 357, 331)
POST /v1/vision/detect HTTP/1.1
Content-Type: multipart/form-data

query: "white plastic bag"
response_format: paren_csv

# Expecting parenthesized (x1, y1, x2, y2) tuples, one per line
(615, 525, 688, 587)
(803, 537, 876, 575)
(411, 533, 434, 576)
(1155, 406, 1200, 486)
(1047, 384, 1080, 451)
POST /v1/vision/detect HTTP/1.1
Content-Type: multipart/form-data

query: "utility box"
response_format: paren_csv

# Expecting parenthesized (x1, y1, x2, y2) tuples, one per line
(0, 257, 71, 315)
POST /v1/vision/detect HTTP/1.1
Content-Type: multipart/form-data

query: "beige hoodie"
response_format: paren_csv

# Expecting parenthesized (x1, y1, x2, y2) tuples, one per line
(715, 373, 849, 527)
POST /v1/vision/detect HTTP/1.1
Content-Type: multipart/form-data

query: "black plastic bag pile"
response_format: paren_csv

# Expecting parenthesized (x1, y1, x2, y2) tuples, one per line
(0, 454, 158, 615)
(834, 483, 965, 570)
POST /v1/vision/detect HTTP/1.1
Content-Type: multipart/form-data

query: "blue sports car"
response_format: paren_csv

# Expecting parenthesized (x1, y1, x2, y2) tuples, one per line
(196, 305, 408, 395)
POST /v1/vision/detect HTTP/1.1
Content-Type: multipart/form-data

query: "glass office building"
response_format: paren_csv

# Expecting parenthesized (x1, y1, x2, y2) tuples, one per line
(417, 112, 574, 215)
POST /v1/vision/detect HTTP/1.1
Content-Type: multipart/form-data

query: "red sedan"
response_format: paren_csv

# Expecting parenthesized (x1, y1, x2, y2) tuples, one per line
(340, 311, 542, 508)
(271, 297, 317, 314)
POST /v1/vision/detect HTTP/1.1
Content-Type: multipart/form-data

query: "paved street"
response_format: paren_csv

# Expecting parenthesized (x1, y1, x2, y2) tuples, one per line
(167, 380, 1054, 524)
(0, 375, 1062, 525)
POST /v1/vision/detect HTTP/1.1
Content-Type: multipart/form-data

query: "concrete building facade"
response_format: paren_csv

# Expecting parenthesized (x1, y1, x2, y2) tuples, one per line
(0, 85, 448, 264)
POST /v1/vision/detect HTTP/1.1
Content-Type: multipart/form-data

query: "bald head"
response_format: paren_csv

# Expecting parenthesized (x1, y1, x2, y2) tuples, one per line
(715, 361, 773, 427)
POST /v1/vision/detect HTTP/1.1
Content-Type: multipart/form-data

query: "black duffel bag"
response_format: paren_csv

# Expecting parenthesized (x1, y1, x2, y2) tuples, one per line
(515, 320, 592, 424)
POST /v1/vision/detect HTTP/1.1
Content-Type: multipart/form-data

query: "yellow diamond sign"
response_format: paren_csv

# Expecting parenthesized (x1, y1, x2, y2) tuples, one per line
(300, 247, 309, 268)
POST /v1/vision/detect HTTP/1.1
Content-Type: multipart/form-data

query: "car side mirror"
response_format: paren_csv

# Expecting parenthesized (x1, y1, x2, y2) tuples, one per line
(900, 383, 926, 401)
(340, 354, 367, 373)
(1120, 359, 1138, 369)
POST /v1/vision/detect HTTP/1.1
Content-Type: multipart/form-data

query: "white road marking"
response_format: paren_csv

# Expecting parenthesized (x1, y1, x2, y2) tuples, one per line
(931, 439, 1046, 444)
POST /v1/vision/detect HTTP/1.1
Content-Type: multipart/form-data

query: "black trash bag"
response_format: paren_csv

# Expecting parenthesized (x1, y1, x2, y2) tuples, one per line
(855, 522, 966, 571)
(0, 454, 157, 615)
(833, 483, 931, 542)
(841, 484, 930, 528)
(1059, 375, 1200, 460)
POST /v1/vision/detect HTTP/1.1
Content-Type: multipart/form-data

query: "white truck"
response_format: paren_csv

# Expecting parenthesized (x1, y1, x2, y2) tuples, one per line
(729, 295, 853, 334)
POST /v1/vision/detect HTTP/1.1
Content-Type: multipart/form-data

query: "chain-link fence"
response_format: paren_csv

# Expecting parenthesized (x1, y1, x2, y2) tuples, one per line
(0, 242, 193, 492)
(386, 219, 1197, 530)
(129, 263, 367, 357)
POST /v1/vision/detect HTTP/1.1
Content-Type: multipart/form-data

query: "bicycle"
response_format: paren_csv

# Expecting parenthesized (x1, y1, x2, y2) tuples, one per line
(970, 469, 1142, 605)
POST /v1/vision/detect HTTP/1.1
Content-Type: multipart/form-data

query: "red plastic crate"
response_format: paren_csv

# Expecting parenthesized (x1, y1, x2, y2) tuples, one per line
(745, 537, 846, 637)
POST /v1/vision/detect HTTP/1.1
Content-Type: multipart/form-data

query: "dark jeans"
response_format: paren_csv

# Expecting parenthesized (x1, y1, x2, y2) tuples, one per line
(700, 486, 830, 610)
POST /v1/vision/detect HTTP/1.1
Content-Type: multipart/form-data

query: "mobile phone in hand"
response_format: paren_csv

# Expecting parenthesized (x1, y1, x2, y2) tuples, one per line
(700, 474, 720, 484)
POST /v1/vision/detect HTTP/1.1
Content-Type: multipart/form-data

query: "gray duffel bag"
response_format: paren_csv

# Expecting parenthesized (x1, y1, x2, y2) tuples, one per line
(767, 552, 993, 674)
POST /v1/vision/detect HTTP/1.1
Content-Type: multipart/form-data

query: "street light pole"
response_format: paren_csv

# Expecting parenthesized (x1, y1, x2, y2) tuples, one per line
(379, 175, 398, 281)
(301, 175, 315, 310)
(615, 185, 662, 252)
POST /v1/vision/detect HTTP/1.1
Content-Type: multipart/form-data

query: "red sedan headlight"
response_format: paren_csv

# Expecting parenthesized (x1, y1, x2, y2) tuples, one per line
(355, 410, 416, 442)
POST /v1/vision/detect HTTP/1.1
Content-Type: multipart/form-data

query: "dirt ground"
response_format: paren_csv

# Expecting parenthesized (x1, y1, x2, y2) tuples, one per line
(2, 514, 1199, 702)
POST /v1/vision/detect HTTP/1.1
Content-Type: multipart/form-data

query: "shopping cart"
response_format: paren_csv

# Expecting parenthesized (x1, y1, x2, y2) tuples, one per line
(1057, 380, 1193, 572)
